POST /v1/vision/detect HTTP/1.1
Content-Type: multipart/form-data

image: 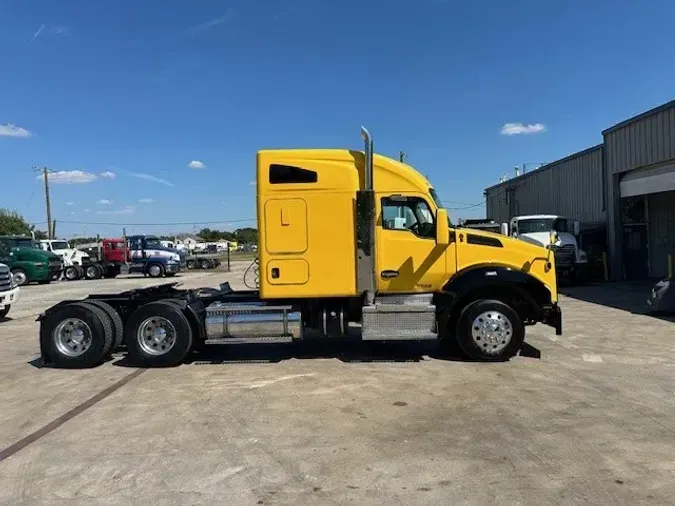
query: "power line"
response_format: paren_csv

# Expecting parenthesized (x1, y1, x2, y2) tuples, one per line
(35, 218, 258, 227)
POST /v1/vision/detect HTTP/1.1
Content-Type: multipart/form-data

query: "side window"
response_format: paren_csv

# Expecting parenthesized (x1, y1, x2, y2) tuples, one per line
(269, 164, 318, 184)
(381, 197, 435, 239)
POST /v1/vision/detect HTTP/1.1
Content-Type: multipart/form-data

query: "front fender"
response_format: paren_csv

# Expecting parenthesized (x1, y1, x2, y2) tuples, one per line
(437, 265, 557, 324)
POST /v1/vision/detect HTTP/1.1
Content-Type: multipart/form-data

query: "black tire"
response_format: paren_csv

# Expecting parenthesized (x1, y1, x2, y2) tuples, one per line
(186, 260, 197, 270)
(159, 299, 204, 354)
(84, 264, 102, 280)
(40, 302, 114, 368)
(51, 271, 62, 281)
(0, 305, 10, 319)
(75, 265, 85, 279)
(455, 299, 524, 361)
(85, 299, 124, 351)
(10, 268, 28, 286)
(64, 266, 80, 281)
(124, 300, 193, 367)
(147, 262, 165, 278)
(200, 259, 211, 269)
(165, 272, 176, 277)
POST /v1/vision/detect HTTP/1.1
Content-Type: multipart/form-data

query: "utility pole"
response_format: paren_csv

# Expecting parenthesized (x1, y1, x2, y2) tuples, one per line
(34, 166, 53, 239)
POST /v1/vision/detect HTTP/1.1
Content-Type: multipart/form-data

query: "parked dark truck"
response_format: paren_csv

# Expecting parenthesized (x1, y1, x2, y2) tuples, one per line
(0, 236, 63, 286)
(37, 127, 562, 369)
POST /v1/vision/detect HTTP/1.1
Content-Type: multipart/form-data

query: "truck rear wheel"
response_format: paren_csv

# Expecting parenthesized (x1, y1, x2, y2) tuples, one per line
(200, 259, 211, 269)
(84, 264, 103, 280)
(85, 299, 124, 351)
(186, 259, 197, 269)
(455, 299, 524, 361)
(40, 302, 114, 368)
(64, 266, 80, 281)
(124, 301, 193, 367)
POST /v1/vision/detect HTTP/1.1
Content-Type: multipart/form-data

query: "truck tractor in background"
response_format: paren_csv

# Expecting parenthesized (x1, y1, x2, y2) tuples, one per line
(39, 239, 124, 281)
(0, 262, 20, 319)
(507, 215, 588, 284)
(78, 236, 183, 278)
(0, 236, 63, 286)
(37, 126, 562, 369)
(126, 235, 184, 277)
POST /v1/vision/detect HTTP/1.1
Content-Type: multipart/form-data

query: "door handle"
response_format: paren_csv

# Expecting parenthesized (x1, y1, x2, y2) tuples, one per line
(381, 270, 399, 279)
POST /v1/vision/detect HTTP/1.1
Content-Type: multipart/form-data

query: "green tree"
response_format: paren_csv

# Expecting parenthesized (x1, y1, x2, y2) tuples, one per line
(0, 208, 33, 236)
(233, 227, 257, 244)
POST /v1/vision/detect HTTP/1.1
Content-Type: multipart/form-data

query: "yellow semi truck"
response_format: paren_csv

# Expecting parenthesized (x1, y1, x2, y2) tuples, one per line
(37, 127, 562, 368)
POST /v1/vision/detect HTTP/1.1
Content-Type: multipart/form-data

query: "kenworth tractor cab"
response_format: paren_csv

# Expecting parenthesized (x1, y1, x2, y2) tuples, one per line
(507, 214, 588, 283)
(37, 127, 562, 369)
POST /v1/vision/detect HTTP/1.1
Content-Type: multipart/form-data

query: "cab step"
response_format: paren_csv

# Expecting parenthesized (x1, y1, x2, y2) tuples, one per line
(361, 300, 437, 340)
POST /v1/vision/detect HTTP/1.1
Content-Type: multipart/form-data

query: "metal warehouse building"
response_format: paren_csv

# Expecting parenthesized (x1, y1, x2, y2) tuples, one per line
(485, 99, 675, 281)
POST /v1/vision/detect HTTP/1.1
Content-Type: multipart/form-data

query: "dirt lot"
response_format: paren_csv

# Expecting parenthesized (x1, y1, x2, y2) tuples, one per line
(1, 268, 674, 505)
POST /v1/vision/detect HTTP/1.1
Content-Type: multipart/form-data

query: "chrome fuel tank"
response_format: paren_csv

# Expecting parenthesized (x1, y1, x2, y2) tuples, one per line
(205, 301, 302, 340)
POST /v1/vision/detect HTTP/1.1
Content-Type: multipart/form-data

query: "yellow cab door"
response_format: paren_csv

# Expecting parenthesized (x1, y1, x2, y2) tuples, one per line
(375, 194, 455, 293)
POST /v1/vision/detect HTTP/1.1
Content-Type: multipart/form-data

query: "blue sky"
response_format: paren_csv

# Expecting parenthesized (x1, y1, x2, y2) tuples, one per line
(1, 0, 674, 238)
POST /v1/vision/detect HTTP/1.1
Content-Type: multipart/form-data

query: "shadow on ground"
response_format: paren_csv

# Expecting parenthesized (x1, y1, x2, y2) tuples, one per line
(108, 339, 542, 367)
(561, 280, 675, 323)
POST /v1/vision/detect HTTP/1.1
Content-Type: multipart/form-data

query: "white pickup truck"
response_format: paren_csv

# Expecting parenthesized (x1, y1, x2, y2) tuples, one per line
(0, 262, 20, 319)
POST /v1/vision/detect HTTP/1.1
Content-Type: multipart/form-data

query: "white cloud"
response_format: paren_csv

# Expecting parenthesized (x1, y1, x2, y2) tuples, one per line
(138, 198, 154, 204)
(84, 209, 90, 213)
(37, 170, 97, 184)
(30, 24, 45, 42)
(30, 24, 69, 42)
(66, 201, 77, 206)
(500, 122, 546, 136)
(0, 123, 32, 138)
(70, 211, 76, 215)
(188, 160, 206, 169)
(97, 199, 113, 205)
(100, 171, 117, 179)
(249, 180, 256, 186)
(129, 172, 174, 187)
(188, 9, 234, 35)
(97, 205, 136, 215)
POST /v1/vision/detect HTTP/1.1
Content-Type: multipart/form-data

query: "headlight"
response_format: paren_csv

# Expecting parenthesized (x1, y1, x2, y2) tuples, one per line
(10, 273, 16, 288)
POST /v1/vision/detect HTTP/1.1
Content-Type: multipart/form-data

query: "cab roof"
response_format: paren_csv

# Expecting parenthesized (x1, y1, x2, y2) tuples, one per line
(256, 149, 436, 197)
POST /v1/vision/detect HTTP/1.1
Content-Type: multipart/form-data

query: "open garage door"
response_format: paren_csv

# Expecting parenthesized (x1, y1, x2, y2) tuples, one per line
(620, 163, 675, 197)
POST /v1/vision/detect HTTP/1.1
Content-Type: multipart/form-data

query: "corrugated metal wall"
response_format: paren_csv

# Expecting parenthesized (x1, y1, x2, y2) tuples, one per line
(485, 146, 605, 225)
(605, 105, 675, 174)
(647, 190, 675, 278)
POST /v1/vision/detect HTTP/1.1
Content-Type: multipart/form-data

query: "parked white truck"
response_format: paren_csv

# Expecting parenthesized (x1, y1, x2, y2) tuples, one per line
(0, 262, 20, 319)
(507, 214, 588, 283)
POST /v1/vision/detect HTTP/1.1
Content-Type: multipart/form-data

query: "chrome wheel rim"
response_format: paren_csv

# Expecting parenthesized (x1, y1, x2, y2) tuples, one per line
(471, 310, 512, 355)
(86, 266, 98, 278)
(137, 317, 176, 356)
(54, 318, 92, 357)
(13, 271, 27, 285)
(66, 268, 78, 280)
(149, 265, 161, 276)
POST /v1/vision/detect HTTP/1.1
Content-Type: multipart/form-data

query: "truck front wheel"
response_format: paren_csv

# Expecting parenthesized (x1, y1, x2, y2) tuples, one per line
(10, 269, 28, 286)
(455, 299, 524, 361)
(147, 263, 164, 278)
(0, 305, 10, 319)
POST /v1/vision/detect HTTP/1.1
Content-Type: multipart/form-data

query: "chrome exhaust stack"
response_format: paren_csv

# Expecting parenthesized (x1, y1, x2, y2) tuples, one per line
(356, 126, 376, 305)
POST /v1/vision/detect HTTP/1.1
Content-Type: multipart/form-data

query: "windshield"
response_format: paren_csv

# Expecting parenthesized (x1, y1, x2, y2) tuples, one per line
(6, 238, 40, 249)
(428, 187, 453, 226)
(145, 236, 161, 247)
(50, 241, 70, 250)
(517, 218, 569, 234)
